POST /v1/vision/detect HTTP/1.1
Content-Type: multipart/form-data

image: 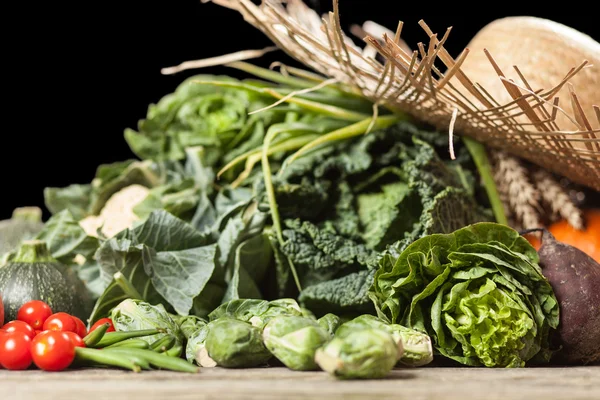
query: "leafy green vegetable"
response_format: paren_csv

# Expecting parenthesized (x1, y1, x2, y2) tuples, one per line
(43, 149, 215, 236)
(222, 233, 272, 302)
(262, 315, 331, 370)
(44, 160, 173, 220)
(31, 59, 509, 373)
(124, 75, 260, 162)
(315, 328, 401, 379)
(110, 299, 184, 356)
(369, 222, 560, 367)
(122, 72, 366, 173)
(44, 184, 93, 221)
(267, 122, 491, 313)
(34, 210, 99, 263)
(298, 270, 376, 317)
(88, 210, 218, 323)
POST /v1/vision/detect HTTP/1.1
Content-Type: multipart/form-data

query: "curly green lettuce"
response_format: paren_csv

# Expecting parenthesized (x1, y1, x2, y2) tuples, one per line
(369, 222, 559, 368)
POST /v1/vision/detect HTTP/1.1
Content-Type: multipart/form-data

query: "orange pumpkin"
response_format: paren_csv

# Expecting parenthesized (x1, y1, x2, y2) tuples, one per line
(524, 233, 542, 250)
(525, 209, 600, 263)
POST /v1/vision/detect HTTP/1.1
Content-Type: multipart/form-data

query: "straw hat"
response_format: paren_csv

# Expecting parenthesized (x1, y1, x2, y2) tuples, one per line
(203, 0, 599, 191)
(461, 16, 599, 134)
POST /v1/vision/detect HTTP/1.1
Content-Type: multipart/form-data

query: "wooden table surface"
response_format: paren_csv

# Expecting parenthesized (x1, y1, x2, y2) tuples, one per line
(2, 366, 599, 400)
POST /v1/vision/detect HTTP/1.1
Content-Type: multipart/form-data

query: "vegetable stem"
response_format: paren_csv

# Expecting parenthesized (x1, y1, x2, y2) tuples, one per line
(261, 126, 303, 293)
(286, 115, 402, 166)
(263, 89, 370, 121)
(462, 137, 508, 225)
(226, 61, 332, 91)
(114, 272, 143, 300)
(220, 134, 319, 187)
(12, 240, 55, 263)
(191, 80, 370, 122)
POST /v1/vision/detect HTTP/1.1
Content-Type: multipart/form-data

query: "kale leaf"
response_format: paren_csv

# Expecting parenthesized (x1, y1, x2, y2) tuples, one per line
(266, 122, 491, 314)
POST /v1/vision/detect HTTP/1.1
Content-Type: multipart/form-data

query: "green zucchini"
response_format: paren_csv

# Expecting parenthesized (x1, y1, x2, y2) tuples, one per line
(0, 240, 90, 322)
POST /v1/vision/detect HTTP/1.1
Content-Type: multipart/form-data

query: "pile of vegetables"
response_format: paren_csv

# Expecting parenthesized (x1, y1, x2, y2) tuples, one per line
(1, 59, 599, 378)
(0, 299, 196, 372)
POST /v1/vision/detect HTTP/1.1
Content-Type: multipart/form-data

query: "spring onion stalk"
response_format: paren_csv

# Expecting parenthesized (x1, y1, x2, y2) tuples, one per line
(261, 125, 303, 292)
(463, 137, 508, 225)
(286, 114, 402, 166)
(114, 272, 143, 300)
(192, 80, 370, 122)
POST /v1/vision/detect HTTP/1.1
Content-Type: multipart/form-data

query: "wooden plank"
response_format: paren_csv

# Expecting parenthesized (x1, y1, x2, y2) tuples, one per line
(2, 366, 599, 400)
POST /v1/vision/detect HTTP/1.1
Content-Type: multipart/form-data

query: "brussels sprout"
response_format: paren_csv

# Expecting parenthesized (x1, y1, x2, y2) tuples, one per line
(315, 329, 402, 380)
(208, 298, 302, 329)
(317, 313, 342, 336)
(110, 299, 184, 355)
(205, 318, 272, 368)
(253, 299, 303, 328)
(389, 324, 434, 367)
(263, 315, 331, 371)
(185, 322, 216, 367)
(336, 315, 433, 367)
(174, 315, 208, 340)
(208, 299, 269, 322)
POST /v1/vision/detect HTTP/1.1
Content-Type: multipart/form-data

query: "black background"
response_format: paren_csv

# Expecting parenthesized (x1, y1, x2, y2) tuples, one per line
(3, 1, 598, 219)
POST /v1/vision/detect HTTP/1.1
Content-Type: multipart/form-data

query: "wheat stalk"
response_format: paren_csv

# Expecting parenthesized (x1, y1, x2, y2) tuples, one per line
(492, 151, 542, 230)
(533, 169, 585, 230)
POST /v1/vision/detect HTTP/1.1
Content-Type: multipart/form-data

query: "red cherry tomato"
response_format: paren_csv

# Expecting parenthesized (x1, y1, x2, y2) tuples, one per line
(31, 331, 76, 371)
(1, 320, 36, 340)
(72, 317, 88, 338)
(35, 330, 43, 336)
(43, 312, 76, 333)
(89, 318, 115, 334)
(17, 300, 53, 330)
(64, 331, 85, 348)
(0, 331, 33, 370)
